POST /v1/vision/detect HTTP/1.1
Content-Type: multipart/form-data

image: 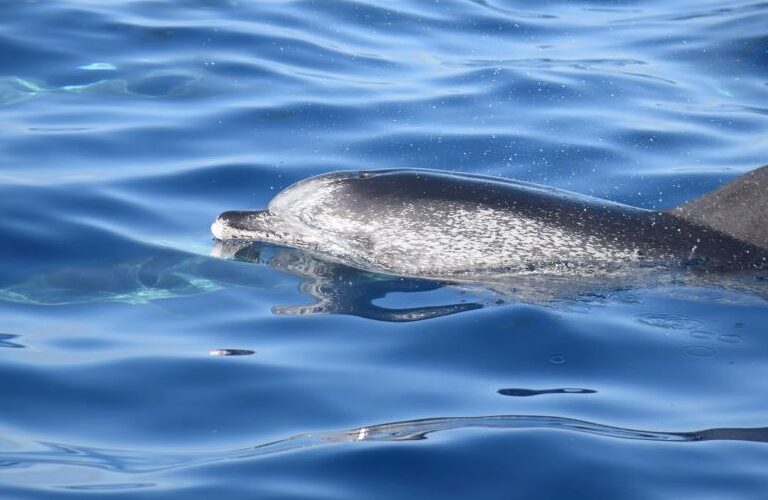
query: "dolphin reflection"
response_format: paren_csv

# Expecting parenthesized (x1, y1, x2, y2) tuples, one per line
(213, 241, 484, 322)
(213, 241, 768, 321)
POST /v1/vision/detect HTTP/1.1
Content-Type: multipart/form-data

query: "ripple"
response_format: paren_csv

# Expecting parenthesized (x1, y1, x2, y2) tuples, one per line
(61, 482, 157, 491)
(1, 414, 766, 475)
(618, 1, 768, 23)
(689, 331, 713, 340)
(451, 57, 649, 70)
(717, 334, 742, 344)
(498, 387, 596, 397)
(0, 333, 24, 349)
(683, 345, 716, 358)
(209, 348, 255, 356)
(636, 313, 703, 331)
(3, 0, 768, 497)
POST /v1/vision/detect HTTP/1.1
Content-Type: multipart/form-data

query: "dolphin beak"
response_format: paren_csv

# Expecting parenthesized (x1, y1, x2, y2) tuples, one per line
(211, 210, 272, 240)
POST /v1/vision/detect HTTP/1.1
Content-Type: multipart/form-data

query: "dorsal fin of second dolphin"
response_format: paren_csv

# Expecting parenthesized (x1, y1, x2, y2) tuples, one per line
(668, 165, 768, 250)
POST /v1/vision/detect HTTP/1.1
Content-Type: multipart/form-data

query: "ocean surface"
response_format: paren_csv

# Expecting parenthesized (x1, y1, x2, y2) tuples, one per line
(2, 0, 768, 498)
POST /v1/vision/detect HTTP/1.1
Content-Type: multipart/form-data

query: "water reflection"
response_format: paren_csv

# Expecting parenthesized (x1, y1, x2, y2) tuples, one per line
(209, 349, 255, 357)
(0, 254, 220, 305)
(0, 333, 24, 349)
(0, 243, 481, 321)
(0, 71, 200, 106)
(213, 241, 768, 322)
(2, 414, 767, 476)
(213, 241, 483, 322)
(498, 387, 597, 397)
(4, 238, 761, 321)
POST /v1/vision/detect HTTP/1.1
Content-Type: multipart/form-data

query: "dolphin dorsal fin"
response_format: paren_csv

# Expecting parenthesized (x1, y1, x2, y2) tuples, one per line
(668, 165, 768, 249)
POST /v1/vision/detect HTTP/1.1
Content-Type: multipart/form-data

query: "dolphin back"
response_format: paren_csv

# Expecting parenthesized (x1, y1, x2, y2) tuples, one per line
(669, 165, 768, 250)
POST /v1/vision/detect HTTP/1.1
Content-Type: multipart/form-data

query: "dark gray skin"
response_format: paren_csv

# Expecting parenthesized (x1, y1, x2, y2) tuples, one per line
(671, 165, 768, 250)
(212, 166, 768, 280)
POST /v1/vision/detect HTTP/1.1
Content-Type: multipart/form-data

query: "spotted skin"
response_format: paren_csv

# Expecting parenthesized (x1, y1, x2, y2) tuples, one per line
(212, 169, 768, 280)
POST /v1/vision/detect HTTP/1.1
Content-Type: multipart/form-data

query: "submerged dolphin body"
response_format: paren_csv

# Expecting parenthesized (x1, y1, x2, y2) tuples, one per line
(211, 166, 768, 281)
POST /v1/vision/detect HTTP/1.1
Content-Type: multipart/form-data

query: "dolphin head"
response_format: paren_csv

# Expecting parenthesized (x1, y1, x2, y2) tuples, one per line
(210, 168, 575, 277)
(211, 170, 372, 254)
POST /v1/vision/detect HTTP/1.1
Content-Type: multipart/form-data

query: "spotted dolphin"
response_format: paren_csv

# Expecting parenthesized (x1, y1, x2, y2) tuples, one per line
(211, 166, 768, 281)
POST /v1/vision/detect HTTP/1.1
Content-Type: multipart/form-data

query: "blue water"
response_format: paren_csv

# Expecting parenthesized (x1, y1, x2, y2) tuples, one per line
(2, 0, 768, 498)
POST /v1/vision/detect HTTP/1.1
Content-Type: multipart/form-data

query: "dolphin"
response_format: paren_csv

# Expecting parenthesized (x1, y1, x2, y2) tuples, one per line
(211, 166, 768, 281)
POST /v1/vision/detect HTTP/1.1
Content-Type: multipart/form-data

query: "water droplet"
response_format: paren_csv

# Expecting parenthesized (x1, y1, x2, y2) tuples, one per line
(683, 345, 715, 358)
